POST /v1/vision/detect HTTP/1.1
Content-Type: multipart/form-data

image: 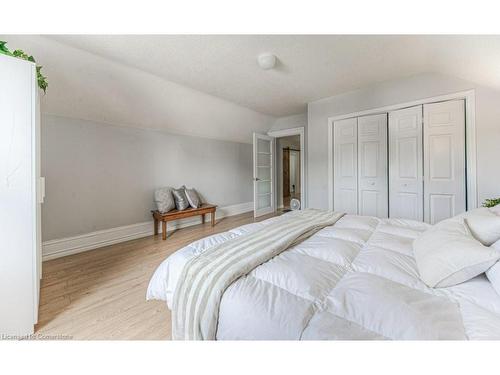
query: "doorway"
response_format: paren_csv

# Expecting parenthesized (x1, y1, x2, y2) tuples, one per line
(253, 126, 306, 217)
(277, 135, 301, 211)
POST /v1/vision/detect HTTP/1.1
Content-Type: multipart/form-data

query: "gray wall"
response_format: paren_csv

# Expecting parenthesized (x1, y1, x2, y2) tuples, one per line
(270, 113, 307, 132)
(307, 73, 500, 209)
(42, 114, 253, 241)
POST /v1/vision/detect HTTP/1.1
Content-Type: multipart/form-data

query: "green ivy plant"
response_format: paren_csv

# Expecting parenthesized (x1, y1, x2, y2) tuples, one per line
(483, 198, 500, 208)
(0, 40, 48, 93)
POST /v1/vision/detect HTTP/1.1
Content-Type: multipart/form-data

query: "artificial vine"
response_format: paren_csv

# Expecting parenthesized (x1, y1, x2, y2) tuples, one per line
(0, 40, 48, 93)
(483, 198, 500, 208)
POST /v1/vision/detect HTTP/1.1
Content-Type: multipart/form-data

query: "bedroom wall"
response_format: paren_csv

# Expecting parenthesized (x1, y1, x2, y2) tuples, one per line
(41, 114, 253, 242)
(270, 113, 307, 131)
(0, 35, 276, 250)
(1, 35, 274, 144)
(307, 72, 500, 209)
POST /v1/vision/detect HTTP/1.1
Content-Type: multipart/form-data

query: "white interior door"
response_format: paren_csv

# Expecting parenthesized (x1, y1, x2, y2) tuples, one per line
(423, 100, 466, 224)
(333, 118, 358, 214)
(357, 114, 388, 217)
(253, 133, 274, 217)
(388, 105, 424, 221)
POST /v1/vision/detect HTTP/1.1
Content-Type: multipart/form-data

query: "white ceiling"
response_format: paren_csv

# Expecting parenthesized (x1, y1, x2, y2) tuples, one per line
(47, 35, 500, 117)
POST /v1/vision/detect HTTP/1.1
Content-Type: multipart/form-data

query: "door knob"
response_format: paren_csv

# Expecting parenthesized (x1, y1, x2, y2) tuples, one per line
(254, 178, 260, 181)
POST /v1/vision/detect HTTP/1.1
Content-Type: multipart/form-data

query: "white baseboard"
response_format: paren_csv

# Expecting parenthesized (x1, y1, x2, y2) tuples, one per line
(42, 201, 253, 261)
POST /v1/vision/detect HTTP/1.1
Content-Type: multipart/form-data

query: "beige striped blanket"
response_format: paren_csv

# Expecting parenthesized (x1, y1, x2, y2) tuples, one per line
(171, 209, 345, 340)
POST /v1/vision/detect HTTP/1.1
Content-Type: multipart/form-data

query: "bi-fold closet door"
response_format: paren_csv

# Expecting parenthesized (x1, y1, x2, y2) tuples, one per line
(333, 99, 466, 224)
(333, 114, 388, 217)
(389, 100, 466, 224)
(388, 106, 424, 221)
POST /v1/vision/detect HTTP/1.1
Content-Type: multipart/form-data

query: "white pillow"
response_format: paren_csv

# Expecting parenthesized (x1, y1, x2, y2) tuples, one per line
(465, 207, 500, 246)
(490, 204, 500, 215)
(486, 239, 500, 296)
(414, 216, 500, 288)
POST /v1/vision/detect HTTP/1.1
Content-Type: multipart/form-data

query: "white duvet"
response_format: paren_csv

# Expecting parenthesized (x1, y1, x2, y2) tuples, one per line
(147, 213, 500, 339)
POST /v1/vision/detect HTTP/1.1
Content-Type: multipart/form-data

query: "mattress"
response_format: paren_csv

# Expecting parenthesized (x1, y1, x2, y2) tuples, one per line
(147, 213, 500, 339)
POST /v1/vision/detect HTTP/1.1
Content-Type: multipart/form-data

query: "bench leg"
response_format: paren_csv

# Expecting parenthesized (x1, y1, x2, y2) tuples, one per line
(162, 221, 167, 240)
(211, 210, 215, 227)
(202, 213, 205, 224)
(154, 218, 159, 235)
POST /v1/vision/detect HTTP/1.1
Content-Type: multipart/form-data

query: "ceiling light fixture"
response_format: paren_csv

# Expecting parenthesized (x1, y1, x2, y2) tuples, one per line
(257, 53, 277, 70)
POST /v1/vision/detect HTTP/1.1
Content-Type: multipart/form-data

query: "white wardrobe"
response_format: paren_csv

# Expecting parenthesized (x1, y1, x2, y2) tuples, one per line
(0, 54, 42, 335)
(333, 99, 466, 224)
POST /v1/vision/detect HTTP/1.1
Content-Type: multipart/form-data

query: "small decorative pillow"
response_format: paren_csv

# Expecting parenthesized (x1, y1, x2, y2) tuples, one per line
(172, 187, 190, 211)
(185, 187, 201, 208)
(487, 239, 500, 296)
(413, 216, 500, 288)
(154, 187, 175, 213)
(465, 207, 500, 246)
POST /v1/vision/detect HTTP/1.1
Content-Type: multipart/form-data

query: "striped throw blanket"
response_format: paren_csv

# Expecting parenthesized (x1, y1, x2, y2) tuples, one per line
(172, 209, 345, 340)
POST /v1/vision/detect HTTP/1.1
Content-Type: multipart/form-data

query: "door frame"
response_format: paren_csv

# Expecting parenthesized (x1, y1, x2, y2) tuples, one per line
(327, 89, 477, 212)
(268, 127, 306, 210)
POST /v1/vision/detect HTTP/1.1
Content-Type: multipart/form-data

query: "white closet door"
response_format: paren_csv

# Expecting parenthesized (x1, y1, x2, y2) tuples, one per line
(333, 118, 358, 214)
(388, 106, 424, 221)
(357, 114, 388, 217)
(423, 100, 466, 224)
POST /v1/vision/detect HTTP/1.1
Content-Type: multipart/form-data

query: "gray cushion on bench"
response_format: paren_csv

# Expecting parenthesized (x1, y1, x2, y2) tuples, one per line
(154, 187, 175, 213)
(185, 187, 201, 208)
(172, 187, 190, 211)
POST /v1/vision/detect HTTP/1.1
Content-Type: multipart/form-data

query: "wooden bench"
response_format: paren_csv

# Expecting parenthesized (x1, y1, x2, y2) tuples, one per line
(152, 204, 217, 240)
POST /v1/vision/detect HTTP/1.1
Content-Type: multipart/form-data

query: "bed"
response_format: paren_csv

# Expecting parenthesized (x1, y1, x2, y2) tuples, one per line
(147, 210, 500, 340)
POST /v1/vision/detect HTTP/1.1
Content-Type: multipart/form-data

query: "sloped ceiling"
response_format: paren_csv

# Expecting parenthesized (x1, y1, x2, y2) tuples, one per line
(3, 35, 500, 142)
(47, 35, 500, 116)
(1, 35, 274, 143)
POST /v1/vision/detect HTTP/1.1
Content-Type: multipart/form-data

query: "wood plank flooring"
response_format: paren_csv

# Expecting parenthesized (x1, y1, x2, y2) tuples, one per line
(35, 211, 276, 340)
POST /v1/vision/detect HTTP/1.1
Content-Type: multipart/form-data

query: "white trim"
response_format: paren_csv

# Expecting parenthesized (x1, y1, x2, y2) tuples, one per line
(42, 201, 253, 261)
(327, 90, 478, 211)
(268, 126, 306, 209)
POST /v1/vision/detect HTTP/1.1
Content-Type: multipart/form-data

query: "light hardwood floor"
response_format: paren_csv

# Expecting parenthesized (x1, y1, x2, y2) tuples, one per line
(35, 211, 276, 340)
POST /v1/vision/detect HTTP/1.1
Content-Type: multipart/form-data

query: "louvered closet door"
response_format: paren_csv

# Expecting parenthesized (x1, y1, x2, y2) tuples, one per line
(423, 100, 466, 224)
(357, 114, 388, 217)
(333, 118, 358, 214)
(388, 106, 424, 221)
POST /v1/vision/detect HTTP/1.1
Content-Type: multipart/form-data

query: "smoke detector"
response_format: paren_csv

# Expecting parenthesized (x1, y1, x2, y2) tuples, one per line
(257, 53, 277, 70)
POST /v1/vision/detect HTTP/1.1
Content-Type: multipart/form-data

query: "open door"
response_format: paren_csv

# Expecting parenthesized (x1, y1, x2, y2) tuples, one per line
(253, 133, 274, 217)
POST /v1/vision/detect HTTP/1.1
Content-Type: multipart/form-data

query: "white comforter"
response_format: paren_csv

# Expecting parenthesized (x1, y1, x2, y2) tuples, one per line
(147, 213, 500, 339)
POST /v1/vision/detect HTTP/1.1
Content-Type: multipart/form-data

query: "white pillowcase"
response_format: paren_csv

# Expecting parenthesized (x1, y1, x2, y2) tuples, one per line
(491, 204, 500, 215)
(486, 238, 500, 296)
(414, 216, 500, 288)
(465, 207, 500, 246)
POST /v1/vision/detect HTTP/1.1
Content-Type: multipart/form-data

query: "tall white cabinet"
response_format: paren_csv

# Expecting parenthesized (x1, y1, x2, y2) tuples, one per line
(0, 54, 42, 335)
(333, 99, 466, 224)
